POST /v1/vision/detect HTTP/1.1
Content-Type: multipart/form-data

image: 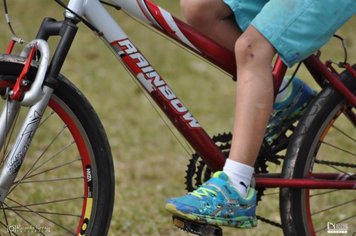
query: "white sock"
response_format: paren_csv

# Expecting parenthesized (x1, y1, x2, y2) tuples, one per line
(223, 159, 254, 198)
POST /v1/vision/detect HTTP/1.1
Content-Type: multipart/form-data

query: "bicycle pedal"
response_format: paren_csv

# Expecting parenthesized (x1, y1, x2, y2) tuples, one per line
(172, 216, 223, 236)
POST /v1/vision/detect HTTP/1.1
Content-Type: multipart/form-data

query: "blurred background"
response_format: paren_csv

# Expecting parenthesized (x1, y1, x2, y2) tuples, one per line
(0, 1, 354, 235)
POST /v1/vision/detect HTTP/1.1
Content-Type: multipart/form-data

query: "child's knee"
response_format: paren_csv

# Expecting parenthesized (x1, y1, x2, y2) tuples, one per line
(235, 36, 256, 66)
(234, 27, 276, 67)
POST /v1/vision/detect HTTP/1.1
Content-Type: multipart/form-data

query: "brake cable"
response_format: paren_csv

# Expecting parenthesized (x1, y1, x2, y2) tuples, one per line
(3, 0, 25, 44)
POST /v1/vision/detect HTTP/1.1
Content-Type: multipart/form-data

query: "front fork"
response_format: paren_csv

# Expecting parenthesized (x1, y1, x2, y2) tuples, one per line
(0, 39, 53, 201)
(0, 16, 78, 202)
(0, 87, 53, 201)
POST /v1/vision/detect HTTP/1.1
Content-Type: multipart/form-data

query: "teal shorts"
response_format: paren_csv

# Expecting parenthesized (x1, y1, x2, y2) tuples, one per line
(223, 0, 356, 66)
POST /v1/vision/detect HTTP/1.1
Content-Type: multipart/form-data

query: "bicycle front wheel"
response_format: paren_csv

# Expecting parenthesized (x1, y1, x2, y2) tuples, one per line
(280, 66, 356, 236)
(0, 55, 114, 235)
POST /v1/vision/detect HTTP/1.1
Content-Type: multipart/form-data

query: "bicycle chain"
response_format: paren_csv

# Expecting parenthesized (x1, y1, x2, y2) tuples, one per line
(256, 215, 282, 229)
(315, 159, 356, 168)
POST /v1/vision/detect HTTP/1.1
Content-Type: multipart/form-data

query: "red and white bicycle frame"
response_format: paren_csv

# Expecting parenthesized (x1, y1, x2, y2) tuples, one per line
(66, 0, 356, 189)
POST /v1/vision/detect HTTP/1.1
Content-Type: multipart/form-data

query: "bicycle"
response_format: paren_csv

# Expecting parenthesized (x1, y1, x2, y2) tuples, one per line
(0, 0, 354, 235)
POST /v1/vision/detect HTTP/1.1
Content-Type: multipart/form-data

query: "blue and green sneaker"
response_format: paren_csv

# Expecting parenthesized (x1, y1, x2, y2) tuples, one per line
(166, 171, 257, 228)
(265, 77, 316, 144)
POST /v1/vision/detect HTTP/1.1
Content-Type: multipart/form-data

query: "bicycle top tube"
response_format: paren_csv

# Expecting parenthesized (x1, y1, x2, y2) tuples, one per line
(65, 0, 291, 82)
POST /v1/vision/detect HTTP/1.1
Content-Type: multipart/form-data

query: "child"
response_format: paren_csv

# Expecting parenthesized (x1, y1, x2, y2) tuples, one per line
(166, 0, 355, 228)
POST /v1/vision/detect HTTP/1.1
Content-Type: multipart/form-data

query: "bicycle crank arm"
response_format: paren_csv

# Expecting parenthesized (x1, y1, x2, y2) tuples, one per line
(0, 86, 53, 202)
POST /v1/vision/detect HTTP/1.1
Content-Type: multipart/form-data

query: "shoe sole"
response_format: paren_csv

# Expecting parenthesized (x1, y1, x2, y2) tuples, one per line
(166, 203, 258, 229)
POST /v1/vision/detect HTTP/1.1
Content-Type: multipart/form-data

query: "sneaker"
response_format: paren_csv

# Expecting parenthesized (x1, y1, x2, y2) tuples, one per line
(165, 171, 257, 228)
(265, 77, 316, 144)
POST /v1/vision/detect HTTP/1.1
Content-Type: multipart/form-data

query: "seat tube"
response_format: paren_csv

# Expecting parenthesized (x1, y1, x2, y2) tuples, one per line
(272, 56, 288, 97)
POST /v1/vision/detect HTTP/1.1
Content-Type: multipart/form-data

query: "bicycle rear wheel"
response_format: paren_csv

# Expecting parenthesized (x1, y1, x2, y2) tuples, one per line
(0, 55, 114, 235)
(280, 66, 356, 236)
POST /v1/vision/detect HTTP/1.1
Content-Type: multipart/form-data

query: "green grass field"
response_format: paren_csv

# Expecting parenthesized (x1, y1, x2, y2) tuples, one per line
(0, 1, 355, 235)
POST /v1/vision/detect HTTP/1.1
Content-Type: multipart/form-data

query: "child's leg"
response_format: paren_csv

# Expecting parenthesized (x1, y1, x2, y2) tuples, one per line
(230, 26, 275, 166)
(166, 26, 275, 229)
(180, 0, 241, 50)
(224, 26, 275, 196)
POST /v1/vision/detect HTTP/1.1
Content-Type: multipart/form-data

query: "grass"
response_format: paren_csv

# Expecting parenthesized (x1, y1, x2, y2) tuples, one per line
(0, 1, 355, 235)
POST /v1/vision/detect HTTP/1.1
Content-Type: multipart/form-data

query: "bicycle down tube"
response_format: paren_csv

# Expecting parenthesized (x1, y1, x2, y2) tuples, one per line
(69, 0, 235, 171)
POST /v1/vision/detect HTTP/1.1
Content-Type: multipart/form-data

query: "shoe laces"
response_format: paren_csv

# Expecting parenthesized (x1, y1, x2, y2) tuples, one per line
(189, 184, 217, 199)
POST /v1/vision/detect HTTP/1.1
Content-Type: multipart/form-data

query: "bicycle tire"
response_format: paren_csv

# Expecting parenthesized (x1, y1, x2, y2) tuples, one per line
(280, 65, 356, 236)
(0, 54, 114, 235)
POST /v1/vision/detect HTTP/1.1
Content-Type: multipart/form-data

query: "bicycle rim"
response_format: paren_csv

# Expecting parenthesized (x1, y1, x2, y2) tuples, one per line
(0, 56, 114, 235)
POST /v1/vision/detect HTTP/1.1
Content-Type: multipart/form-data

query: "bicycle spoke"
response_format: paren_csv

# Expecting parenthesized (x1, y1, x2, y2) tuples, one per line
(25, 140, 76, 178)
(2, 202, 46, 236)
(310, 189, 339, 197)
(0, 110, 85, 234)
(0, 221, 17, 236)
(321, 141, 356, 157)
(38, 110, 55, 128)
(22, 158, 80, 179)
(311, 198, 356, 215)
(332, 124, 356, 143)
(5, 198, 77, 235)
(13, 176, 83, 185)
(8, 134, 73, 195)
(0, 203, 11, 236)
(335, 214, 356, 225)
(8, 158, 80, 195)
(326, 165, 354, 177)
(3, 208, 81, 218)
(17, 124, 69, 182)
(6, 196, 83, 210)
